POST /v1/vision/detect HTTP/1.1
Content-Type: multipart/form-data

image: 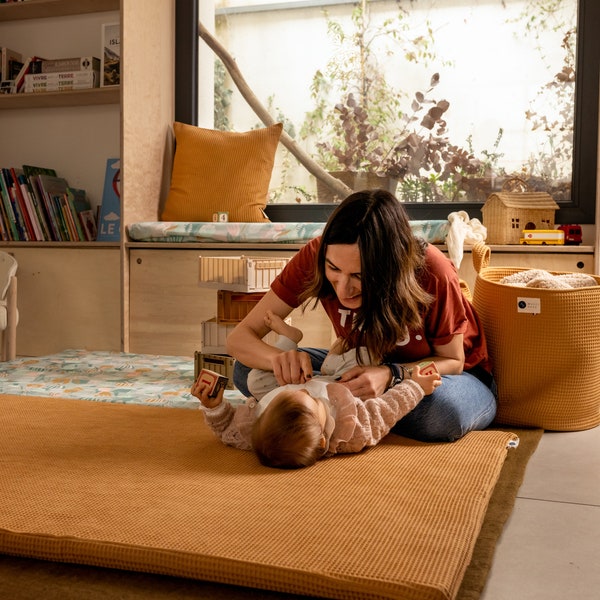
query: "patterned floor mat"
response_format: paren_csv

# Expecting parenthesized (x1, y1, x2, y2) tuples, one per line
(0, 349, 244, 408)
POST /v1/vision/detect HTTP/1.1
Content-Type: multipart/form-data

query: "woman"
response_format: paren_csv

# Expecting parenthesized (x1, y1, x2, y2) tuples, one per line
(226, 189, 496, 442)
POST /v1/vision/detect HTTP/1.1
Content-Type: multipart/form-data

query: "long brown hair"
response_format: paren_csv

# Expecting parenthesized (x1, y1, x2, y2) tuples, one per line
(300, 189, 432, 363)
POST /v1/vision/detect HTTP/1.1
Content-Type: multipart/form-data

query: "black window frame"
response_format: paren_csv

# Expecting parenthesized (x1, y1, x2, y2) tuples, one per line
(175, 0, 598, 224)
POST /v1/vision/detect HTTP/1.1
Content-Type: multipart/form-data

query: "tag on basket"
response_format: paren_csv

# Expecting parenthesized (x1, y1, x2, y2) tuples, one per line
(517, 297, 541, 315)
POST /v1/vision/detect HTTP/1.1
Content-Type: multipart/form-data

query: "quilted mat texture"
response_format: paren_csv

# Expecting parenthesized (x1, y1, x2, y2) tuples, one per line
(0, 395, 517, 600)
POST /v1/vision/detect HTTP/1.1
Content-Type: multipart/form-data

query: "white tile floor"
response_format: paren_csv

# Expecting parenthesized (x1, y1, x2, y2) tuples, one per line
(480, 425, 600, 599)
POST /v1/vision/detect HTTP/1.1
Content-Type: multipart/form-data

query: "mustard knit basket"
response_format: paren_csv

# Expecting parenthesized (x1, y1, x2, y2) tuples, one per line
(471, 242, 600, 431)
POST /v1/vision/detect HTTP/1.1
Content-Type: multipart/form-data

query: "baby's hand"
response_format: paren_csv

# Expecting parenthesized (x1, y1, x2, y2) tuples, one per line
(191, 375, 225, 409)
(411, 363, 442, 396)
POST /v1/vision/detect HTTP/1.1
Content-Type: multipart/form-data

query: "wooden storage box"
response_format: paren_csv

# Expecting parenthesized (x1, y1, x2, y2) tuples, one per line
(198, 256, 290, 292)
(201, 318, 236, 354)
(217, 290, 265, 323)
(201, 317, 285, 354)
(194, 352, 236, 390)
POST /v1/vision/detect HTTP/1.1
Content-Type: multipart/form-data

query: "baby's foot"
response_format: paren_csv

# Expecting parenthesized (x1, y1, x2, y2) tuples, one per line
(265, 310, 303, 344)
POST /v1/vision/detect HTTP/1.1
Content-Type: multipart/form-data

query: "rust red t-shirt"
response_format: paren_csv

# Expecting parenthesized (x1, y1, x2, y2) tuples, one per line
(271, 237, 491, 372)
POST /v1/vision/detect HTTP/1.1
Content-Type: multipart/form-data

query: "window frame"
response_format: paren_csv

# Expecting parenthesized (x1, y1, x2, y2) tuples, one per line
(175, 0, 598, 224)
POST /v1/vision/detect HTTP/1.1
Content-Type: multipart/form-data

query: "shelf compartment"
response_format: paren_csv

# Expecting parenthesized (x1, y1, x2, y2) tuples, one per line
(0, 0, 119, 22)
(0, 86, 120, 109)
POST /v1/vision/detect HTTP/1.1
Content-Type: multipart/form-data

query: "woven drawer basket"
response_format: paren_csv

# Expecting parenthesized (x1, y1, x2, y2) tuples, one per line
(471, 243, 600, 431)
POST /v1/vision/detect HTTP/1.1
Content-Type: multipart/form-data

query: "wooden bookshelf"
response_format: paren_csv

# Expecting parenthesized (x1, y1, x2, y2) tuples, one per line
(0, 0, 119, 22)
(0, 86, 119, 109)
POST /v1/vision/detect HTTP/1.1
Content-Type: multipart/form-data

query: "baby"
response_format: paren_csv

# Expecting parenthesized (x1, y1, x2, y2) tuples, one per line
(192, 312, 441, 469)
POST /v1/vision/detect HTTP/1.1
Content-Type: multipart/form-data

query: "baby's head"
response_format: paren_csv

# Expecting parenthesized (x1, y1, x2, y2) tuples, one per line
(251, 388, 332, 469)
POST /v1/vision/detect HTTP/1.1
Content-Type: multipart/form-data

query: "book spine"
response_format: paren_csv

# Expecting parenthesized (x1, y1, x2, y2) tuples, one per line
(51, 194, 69, 241)
(0, 170, 19, 240)
(24, 81, 97, 93)
(1, 169, 28, 240)
(25, 71, 99, 83)
(14, 56, 43, 93)
(35, 175, 64, 241)
(18, 174, 44, 240)
(10, 167, 36, 239)
(0, 201, 9, 241)
(25, 174, 52, 241)
(1, 47, 22, 82)
(30, 56, 100, 73)
(59, 195, 78, 241)
(65, 188, 88, 241)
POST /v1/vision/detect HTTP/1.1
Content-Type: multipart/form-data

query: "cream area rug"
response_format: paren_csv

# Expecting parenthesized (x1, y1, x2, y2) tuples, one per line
(0, 394, 528, 600)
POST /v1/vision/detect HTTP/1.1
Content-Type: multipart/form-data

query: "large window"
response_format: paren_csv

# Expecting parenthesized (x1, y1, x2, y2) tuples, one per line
(178, 0, 599, 223)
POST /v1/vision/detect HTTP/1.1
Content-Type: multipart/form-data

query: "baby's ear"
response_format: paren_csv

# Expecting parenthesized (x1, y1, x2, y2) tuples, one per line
(318, 435, 327, 449)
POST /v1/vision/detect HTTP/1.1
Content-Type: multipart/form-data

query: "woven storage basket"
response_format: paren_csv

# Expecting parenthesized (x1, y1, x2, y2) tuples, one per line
(471, 242, 600, 431)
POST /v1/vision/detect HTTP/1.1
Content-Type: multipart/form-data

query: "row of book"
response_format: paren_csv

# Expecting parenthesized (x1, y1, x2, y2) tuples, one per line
(1, 52, 101, 94)
(0, 165, 98, 242)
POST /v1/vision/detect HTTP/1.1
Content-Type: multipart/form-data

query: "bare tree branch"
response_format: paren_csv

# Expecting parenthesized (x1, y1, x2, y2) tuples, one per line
(198, 20, 353, 201)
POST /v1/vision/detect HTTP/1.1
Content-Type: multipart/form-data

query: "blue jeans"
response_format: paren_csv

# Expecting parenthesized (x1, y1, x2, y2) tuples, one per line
(232, 347, 497, 443)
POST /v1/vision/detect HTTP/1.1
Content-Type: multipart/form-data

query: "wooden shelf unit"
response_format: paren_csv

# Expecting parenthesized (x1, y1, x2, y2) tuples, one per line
(0, 0, 119, 22)
(0, 0, 123, 355)
(0, 86, 119, 109)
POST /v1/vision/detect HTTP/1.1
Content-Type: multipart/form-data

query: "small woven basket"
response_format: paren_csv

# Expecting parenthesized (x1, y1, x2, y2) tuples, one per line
(472, 242, 600, 431)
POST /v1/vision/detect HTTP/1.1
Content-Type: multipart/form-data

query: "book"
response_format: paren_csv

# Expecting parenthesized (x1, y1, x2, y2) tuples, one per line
(22, 164, 57, 179)
(25, 70, 99, 84)
(1, 47, 22, 82)
(9, 167, 35, 240)
(35, 174, 70, 241)
(13, 56, 45, 93)
(0, 169, 28, 240)
(16, 169, 44, 240)
(78, 209, 98, 241)
(0, 170, 19, 240)
(23, 164, 59, 241)
(65, 187, 91, 241)
(29, 56, 100, 74)
(24, 82, 98, 93)
(101, 23, 120, 87)
(97, 158, 120, 241)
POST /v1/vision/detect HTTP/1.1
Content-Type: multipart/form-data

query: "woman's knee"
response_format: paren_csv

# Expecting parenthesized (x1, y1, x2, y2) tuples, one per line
(393, 374, 497, 442)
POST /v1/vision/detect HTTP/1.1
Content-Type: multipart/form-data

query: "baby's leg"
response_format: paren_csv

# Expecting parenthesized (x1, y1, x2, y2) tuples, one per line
(265, 310, 303, 344)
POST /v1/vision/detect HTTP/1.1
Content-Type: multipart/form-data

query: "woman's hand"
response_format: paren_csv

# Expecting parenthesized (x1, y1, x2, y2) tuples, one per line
(270, 349, 314, 386)
(191, 376, 225, 409)
(336, 365, 391, 400)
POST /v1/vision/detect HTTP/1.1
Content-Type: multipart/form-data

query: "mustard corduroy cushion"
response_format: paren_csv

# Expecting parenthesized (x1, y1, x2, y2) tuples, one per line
(161, 122, 282, 222)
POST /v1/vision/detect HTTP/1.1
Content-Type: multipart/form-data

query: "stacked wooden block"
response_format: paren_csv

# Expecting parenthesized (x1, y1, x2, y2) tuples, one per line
(195, 256, 290, 388)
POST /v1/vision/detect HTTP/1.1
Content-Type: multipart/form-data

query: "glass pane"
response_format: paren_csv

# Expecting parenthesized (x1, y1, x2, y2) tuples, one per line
(210, 0, 578, 206)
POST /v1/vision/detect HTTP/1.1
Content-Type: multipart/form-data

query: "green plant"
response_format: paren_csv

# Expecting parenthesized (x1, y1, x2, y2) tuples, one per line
(213, 59, 232, 131)
(300, 0, 437, 173)
(524, 27, 575, 182)
(300, 1, 480, 199)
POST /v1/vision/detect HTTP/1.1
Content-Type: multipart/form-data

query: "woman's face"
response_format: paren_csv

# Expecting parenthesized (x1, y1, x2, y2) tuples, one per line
(324, 243, 362, 309)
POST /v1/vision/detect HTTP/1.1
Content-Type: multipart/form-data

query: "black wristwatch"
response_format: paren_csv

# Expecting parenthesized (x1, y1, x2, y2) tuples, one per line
(384, 362, 404, 388)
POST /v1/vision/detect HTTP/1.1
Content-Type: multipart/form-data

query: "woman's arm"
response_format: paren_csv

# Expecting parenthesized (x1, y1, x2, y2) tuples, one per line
(337, 334, 463, 399)
(225, 290, 314, 384)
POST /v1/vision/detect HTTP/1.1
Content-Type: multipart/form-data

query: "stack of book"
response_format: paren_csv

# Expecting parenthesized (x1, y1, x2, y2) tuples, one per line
(24, 56, 100, 93)
(0, 53, 100, 94)
(0, 165, 98, 242)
